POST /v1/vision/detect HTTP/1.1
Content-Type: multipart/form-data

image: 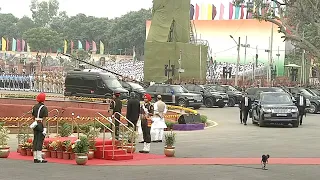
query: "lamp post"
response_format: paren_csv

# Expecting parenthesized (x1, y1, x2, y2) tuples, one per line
(230, 35, 240, 86)
(241, 36, 250, 83)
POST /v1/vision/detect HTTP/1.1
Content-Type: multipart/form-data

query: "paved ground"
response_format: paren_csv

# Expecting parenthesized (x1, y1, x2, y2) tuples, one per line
(0, 159, 319, 180)
(2, 90, 320, 179)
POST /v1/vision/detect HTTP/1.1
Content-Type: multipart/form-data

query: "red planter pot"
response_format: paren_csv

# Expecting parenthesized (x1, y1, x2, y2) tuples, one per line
(70, 153, 75, 160)
(50, 151, 57, 158)
(26, 149, 33, 156)
(63, 152, 70, 160)
(43, 150, 51, 158)
(20, 148, 27, 156)
(57, 151, 63, 159)
(17, 144, 22, 153)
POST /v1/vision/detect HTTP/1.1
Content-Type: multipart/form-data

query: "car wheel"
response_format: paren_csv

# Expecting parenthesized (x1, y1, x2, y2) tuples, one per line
(292, 121, 299, 128)
(258, 115, 265, 127)
(204, 98, 214, 108)
(178, 99, 187, 107)
(193, 105, 201, 110)
(227, 98, 236, 107)
(218, 102, 225, 108)
(308, 103, 317, 114)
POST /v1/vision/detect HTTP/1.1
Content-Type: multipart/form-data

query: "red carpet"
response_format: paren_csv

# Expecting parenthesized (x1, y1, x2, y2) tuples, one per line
(7, 152, 320, 166)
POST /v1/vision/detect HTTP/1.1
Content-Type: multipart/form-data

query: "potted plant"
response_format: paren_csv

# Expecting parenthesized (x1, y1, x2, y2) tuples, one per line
(62, 140, 71, 160)
(26, 142, 33, 156)
(17, 125, 30, 153)
(70, 143, 76, 160)
(58, 121, 73, 137)
(49, 141, 58, 158)
(83, 125, 100, 160)
(20, 142, 29, 156)
(42, 144, 50, 159)
(0, 124, 10, 158)
(164, 130, 176, 157)
(56, 140, 63, 159)
(73, 136, 89, 165)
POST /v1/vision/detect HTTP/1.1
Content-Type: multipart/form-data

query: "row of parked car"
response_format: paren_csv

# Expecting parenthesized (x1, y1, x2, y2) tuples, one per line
(246, 86, 320, 114)
(63, 71, 242, 110)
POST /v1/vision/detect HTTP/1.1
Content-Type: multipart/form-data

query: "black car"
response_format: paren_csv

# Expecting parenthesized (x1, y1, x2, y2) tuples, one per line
(183, 84, 228, 108)
(64, 71, 129, 99)
(286, 87, 319, 114)
(246, 87, 285, 100)
(251, 92, 299, 127)
(203, 85, 230, 106)
(219, 85, 243, 107)
(120, 81, 146, 100)
(146, 84, 203, 109)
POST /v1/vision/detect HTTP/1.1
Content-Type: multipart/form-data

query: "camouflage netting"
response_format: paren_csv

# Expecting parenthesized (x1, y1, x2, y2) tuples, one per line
(144, 42, 207, 82)
(144, 0, 208, 82)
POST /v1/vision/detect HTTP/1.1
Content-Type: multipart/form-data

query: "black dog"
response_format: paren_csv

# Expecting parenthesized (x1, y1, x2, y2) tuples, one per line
(261, 154, 270, 170)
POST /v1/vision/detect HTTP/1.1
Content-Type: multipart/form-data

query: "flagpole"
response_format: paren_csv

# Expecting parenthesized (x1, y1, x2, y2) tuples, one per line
(199, 34, 202, 80)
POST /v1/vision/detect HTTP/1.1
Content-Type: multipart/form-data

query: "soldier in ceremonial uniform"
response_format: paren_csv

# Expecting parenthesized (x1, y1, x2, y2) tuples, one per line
(29, 93, 48, 163)
(139, 94, 154, 153)
(110, 92, 122, 140)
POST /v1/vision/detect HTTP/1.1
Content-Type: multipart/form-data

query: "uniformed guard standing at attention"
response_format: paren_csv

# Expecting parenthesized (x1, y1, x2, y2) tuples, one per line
(139, 94, 154, 153)
(29, 93, 48, 163)
(110, 92, 122, 140)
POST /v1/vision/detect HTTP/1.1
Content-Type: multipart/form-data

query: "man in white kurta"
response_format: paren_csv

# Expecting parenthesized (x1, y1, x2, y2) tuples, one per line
(151, 95, 167, 142)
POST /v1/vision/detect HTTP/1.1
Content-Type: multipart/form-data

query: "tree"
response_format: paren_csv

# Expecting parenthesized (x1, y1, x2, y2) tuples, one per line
(0, 13, 19, 38)
(30, 0, 59, 27)
(16, 16, 36, 38)
(107, 9, 152, 56)
(241, 0, 320, 60)
(23, 27, 63, 52)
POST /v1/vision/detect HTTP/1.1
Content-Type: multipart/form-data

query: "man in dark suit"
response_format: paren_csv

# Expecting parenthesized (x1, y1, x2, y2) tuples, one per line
(239, 94, 243, 124)
(240, 92, 252, 126)
(126, 92, 140, 130)
(295, 91, 306, 125)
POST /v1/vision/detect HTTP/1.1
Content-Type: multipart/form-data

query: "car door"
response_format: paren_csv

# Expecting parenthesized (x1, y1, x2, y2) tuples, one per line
(163, 86, 174, 103)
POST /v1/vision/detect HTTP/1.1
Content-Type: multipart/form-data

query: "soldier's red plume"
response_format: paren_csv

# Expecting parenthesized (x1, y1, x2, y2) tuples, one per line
(144, 93, 152, 101)
(36, 93, 46, 103)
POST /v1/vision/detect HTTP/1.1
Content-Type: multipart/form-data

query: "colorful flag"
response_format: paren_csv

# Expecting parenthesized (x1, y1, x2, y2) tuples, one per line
(100, 41, 104, 55)
(12, 38, 17, 51)
(6, 38, 9, 51)
(235, 6, 240, 19)
(200, 4, 207, 20)
(85, 40, 90, 51)
(190, 4, 195, 20)
(92, 41, 97, 52)
(70, 40, 74, 52)
(64, 40, 67, 54)
(17, 39, 21, 52)
(27, 43, 30, 52)
(240, 5, 245, 19)
(212, 5, 217, 20)
(195, 4, 200, 20)
(1, 37, 6, 51)
(78, 40, 83, 49)
(219, 3, 224, 20)
(229, 2, 234, 19)
(207, 4, 213, 20)
(22, 40, 26, 52)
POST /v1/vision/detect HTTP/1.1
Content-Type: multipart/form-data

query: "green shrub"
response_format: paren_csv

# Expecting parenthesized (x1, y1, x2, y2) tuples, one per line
(200, 115, 208, 124)
(165, 121, 177, 130)
(59, 121, 72, 137)
(74, 136, 89, 154)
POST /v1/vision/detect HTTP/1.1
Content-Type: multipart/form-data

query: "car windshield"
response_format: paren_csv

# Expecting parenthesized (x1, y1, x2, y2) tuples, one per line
(206, 85, 225, 92)
(227, 86, 238, 91)
(128, 82, 144, 89)
(310, 89, 320, 96)
(104, 78, 122, 88)
(300, 89, 314, 96)
(261, 93, 293, 104)
(172, 86, 188, 93)
(305, 89, 317, 96)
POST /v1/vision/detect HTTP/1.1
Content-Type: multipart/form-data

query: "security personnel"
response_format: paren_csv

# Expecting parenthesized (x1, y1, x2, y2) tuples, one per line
(139, 93, 154, 153)
(295, 91, 306, 125)
(126, 92, 141, 130)
(0, 74, 3, 89)
(110, 92, 122, 140)
(240, 92, 252, 126)
(29, 93, 48, 163)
